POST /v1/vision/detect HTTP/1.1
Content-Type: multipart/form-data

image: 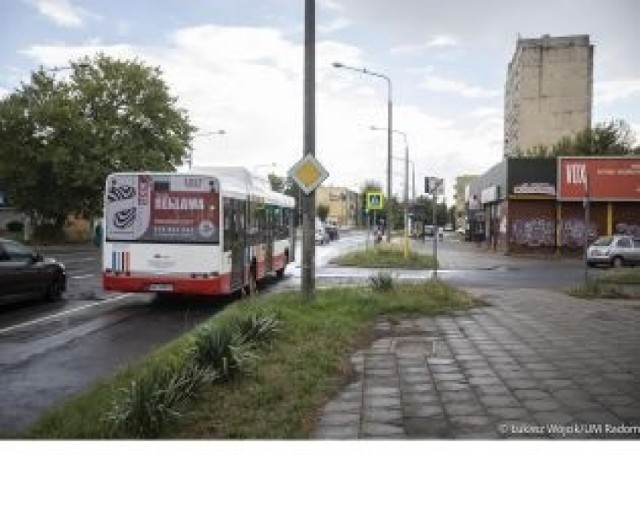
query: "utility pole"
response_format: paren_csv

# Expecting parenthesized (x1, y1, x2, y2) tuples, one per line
(583, 169, 590, 287)
(302, 0, 315, 300)
(432, 190, 438, 279)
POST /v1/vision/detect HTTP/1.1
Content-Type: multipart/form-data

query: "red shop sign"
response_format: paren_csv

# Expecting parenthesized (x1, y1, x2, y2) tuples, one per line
(558, 157, 640, 201)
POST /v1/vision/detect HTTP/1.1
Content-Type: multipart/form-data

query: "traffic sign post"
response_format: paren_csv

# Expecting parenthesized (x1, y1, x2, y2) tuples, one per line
(288, 153, 329, 195)
(425, 176, 444, 279)
(365, 191, 384, 211)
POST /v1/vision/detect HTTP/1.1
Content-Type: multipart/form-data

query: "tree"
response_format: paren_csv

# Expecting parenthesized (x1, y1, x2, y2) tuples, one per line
(316, 204, 329, 222)
(0, 54, 194, 239)
(522, 119, 638, 157)
(267, 173, 286, 193)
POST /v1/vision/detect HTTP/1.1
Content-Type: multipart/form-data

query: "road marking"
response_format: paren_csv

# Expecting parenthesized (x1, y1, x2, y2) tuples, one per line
(0, 308, 138, 365)
(0, 294, 133, 335)
(71, 274, 96, 279)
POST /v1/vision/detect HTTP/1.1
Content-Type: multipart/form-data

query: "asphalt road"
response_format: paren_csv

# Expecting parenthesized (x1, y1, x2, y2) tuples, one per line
(0, 231, 590, 436)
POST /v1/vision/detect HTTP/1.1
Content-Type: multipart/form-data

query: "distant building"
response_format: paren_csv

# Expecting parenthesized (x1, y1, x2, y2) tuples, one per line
(504, 34, 593, 156)
(454, 175, 477, 230)
(315, 185, 361, 227)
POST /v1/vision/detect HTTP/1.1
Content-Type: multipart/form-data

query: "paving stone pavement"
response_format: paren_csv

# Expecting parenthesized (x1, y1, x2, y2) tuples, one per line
(313, 287, 640, 439)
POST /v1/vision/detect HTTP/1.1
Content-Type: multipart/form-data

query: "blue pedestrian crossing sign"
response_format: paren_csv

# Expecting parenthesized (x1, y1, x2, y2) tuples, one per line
(366, 191, 384, 211)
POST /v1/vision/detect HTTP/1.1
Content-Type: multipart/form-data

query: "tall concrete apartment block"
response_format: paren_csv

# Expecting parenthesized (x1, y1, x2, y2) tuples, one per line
(504, 34, 593, 156)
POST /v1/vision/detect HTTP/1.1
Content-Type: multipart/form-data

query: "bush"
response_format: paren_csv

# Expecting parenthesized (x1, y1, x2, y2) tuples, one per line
(232, 311, 281, 347)
(104, 363, 215, 438)
(190, 324, 238, 378)
(190, 312, 281, 378)
(33, 223, 66, 243)
(369, 272, 394, 292)
(6, 220, 24, 233)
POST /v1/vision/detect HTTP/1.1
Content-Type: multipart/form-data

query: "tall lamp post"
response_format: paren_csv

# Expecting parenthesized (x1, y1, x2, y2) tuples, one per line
(332, 61, 392, 242)
(189, 129, 226, 169)
(373, 126, 409, 257)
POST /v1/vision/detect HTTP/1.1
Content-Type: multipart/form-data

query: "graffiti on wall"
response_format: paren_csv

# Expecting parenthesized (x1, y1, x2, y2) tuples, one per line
(615, 223, 640, 238)
(560, 219, 597, 247)
(510, 218, 555, 246)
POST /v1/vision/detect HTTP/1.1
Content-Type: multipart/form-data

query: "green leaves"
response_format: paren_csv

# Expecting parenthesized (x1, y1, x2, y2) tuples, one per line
(0, 54, 195, 234)
(524, 119, 638, 157)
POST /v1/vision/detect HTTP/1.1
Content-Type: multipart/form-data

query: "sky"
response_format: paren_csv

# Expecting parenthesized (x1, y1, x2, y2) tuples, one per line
(2, 0, 640, 201)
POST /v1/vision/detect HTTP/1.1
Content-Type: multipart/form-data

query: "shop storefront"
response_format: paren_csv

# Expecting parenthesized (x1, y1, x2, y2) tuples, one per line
(506, 158, 557, 254)
(467, 156, 640, 255)
(557, 156, 640, 253)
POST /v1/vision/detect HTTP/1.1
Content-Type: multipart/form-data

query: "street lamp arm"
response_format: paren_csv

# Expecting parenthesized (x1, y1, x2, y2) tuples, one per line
(332, 62, 391, 87)
(370, 125, 407, 142)
(194, 129, 226, 137)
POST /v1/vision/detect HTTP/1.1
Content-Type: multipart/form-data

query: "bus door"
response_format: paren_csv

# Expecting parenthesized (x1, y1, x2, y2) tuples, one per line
(224, 198, 247, 290)
(265, 205, 274, 273)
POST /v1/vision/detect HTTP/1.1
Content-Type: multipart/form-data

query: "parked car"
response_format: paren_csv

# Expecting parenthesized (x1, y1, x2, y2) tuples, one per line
(424, 225, 435, 237)
(587, 235, 640, 268)
(315, 218, 329, 245)
(0, 238, 66, 304)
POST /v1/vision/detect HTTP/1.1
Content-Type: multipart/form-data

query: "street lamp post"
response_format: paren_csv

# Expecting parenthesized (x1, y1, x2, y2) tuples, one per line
(189, 129, 226, 169)
(43, 63, 90, 74)
(583, 170, 591, 287)
(375, 126, 409, 257)
(333, 62, 392, 242)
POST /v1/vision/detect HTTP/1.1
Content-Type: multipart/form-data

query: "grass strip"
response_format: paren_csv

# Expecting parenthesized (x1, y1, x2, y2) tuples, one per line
(332, 243, 437, 269)
(596, 268, 640, 284)
(28, 280, 475, 439)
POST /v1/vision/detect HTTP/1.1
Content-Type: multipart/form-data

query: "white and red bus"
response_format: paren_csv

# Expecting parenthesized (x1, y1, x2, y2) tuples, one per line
(102, 167, 295, 295)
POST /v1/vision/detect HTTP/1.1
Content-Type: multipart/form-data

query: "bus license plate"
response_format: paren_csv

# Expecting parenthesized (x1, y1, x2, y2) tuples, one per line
(149, 283, 174, 292)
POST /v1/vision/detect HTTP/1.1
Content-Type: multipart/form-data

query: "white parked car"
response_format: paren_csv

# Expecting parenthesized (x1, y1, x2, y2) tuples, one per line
(587, 235, 640, 268)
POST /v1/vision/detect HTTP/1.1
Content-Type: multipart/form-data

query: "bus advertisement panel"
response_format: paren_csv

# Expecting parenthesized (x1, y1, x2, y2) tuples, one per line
(105, 174, 220, 244)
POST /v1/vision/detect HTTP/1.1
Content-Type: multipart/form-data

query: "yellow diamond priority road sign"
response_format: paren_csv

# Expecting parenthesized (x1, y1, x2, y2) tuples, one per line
(288, 153, 329, 195)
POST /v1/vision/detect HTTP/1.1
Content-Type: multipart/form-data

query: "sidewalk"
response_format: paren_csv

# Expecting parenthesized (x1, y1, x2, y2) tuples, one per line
(409, 236, 582, 270)
(313, 287, 640, 439)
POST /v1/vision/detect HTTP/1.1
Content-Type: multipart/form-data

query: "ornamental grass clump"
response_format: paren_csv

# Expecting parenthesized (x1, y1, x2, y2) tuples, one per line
(104, 362, 215, 439)
(190, 324, 238, 379)
(232, 311, 281, 347)
(369, 271, 394, 292)
(189, 311, 281, 378)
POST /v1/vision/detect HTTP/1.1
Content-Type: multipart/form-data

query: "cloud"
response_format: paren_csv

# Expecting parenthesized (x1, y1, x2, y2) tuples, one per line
(420, 74, 501, 99)
(470, 107, 502, 118)
(319, 17, 351, 34)
(27, 0, 96, 28)
(390, 35, 457, 55)
(595, 79, 640, 105)
(20, 43, 137, 66)
(319, 0, 346, 13)
(19, 24, 505, 198)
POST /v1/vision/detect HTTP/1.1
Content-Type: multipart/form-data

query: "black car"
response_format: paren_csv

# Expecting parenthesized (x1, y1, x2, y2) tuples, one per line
(0, 238, 66, 304)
